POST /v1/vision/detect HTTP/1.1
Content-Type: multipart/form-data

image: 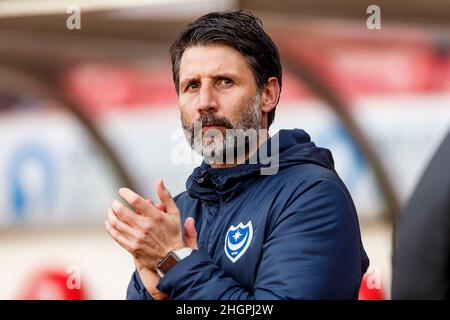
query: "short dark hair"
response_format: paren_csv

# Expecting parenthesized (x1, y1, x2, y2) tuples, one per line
(170, 10, 282, 127)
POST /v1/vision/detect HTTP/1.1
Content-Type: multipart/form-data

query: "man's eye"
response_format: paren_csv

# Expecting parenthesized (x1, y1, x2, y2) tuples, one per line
(187, 83, 198, 90)
(220, 78, 233, 85)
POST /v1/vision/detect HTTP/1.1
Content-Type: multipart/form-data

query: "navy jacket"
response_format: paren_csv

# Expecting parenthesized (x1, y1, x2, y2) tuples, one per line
(127, 129, 369, 300)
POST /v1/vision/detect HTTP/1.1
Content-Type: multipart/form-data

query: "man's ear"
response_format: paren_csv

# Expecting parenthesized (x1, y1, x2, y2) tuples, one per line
(260, 77, 280, 116)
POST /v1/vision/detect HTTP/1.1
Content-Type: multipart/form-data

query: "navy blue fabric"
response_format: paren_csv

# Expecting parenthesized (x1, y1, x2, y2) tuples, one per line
(126, 128, 369, 300)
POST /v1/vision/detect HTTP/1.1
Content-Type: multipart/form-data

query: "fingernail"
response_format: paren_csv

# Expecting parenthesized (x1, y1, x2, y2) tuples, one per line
(119, 188, 136, 199)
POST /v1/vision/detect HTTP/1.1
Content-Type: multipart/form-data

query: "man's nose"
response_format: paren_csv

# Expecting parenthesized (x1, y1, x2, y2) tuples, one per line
(197, 83, 218, 114)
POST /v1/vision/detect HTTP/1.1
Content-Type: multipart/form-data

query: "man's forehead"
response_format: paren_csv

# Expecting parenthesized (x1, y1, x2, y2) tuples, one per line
(179, 45, 250, 79)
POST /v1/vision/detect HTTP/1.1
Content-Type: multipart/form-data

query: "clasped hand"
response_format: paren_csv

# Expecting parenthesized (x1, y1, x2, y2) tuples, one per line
(105, 179, 198, 300)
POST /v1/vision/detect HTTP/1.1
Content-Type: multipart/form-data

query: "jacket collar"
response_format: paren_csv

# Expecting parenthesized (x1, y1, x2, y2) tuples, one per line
(185, 129, 321, 203)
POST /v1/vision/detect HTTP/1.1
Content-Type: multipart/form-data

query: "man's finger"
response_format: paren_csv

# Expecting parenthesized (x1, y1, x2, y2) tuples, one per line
(111, 199, 144, 228)
(155, 179, 178, 215)
(119, 188, 160, 218)
(107, 207, 141, 240)
(184, 217, 198, 249)
(148, 198, 166, 213)
(105, 219, 135, 253)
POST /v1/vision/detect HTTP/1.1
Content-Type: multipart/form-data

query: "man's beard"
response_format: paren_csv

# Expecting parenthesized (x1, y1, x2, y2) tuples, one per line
(181, 93, 262, 164)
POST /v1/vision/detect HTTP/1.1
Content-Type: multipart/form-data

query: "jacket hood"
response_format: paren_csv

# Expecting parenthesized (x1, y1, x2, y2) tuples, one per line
(186, 128, 335, 202)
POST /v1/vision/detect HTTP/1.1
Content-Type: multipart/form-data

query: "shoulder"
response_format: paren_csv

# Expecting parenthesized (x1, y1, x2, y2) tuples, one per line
(261, 162, 349, 203)
(262, 164, 356, 227)
(284, 163, 341, 186)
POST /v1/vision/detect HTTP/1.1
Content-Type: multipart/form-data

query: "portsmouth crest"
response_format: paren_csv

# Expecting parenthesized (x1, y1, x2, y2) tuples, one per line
(224, 221, 253, 263)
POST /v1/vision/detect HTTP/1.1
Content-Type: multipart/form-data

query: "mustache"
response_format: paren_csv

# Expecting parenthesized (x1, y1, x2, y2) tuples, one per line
(193, 114, 234, 130)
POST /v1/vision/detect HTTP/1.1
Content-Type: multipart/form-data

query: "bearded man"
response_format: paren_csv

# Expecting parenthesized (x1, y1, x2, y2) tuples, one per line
(105, 10, 369, 300)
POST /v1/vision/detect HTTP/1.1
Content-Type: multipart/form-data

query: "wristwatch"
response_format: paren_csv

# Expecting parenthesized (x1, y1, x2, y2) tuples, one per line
(157, 247, 193, 278)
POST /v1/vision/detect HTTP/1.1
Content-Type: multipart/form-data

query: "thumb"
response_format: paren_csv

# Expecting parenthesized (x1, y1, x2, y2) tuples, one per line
(184, 217, 198, 250)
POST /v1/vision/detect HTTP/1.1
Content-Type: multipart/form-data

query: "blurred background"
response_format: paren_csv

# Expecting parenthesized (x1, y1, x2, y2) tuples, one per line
(0, 0, 449, 299)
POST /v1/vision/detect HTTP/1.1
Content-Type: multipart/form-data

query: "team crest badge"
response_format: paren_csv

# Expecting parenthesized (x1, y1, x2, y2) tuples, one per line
(224, 221, 253, 263)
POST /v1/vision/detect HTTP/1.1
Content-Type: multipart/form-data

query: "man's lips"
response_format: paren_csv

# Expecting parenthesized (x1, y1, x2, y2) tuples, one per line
(201, 125, 224, 133)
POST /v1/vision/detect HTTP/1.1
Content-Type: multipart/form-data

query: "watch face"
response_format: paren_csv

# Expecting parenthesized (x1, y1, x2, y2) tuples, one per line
(158, 253, 179, 275)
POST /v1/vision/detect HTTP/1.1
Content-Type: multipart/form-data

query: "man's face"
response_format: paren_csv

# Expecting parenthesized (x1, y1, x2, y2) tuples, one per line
(178, 44, 263, 163)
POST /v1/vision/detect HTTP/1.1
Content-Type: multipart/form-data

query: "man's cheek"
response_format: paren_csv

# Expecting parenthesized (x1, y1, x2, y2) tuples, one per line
(179, 93, 198, 110)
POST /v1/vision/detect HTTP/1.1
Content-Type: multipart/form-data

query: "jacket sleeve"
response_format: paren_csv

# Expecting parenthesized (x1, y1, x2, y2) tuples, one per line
(157, 178, 366, 300)
(126, 269, 154, 300)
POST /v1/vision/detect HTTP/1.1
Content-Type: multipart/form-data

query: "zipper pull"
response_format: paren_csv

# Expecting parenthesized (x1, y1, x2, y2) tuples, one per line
(197, 171, 209, 183)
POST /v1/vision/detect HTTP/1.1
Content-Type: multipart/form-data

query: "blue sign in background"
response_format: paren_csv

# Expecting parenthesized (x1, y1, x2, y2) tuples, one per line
(7, 143, 56, 220)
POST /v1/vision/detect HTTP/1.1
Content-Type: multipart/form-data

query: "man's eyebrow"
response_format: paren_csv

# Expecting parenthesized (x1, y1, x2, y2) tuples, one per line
(180, 77, 198, 86)
(212, 72, 239, 79)
(180, 73, 239, 87)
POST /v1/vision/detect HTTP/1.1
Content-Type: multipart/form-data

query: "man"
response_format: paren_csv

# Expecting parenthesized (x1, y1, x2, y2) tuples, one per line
(392, 130, 450, 299)
(105, 10, 369, 300)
